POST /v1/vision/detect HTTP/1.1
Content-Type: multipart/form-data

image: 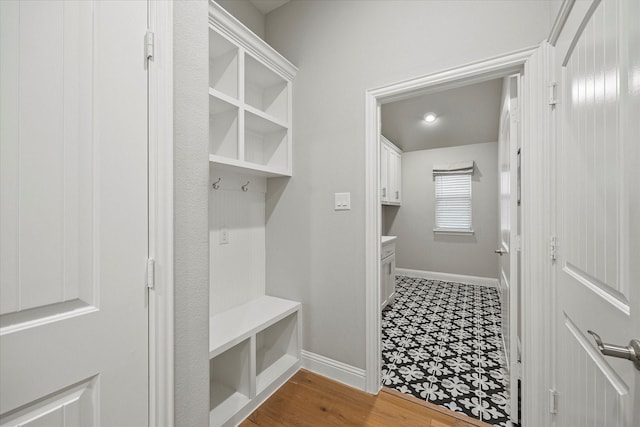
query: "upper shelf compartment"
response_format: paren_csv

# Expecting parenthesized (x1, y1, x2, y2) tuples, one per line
(209, 28, 238, 100)
(245, 54, 288, 123)
(209, 1, 297, 178)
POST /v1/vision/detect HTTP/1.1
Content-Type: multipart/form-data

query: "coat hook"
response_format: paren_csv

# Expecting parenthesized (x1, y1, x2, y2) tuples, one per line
(241, 181, 250, 192)
(212, 178, 221, 190)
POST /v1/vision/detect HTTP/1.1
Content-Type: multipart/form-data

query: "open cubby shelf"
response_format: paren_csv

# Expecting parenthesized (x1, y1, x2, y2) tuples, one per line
(245, 53, 288, 123)
(209, 339, 251, 427)
(255, 311, 298, 394)
(209, 29, 238, 100)
(209, 2, 296, 178)
(209, 297, 301, 427)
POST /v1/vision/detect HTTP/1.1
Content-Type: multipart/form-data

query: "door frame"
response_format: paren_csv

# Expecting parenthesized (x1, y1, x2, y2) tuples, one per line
(148, 1, 174, 426)
(364, 45, 553, 426)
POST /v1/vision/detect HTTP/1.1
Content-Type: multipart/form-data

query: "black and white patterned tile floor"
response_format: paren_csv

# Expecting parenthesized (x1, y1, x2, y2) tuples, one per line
(381, 275, 512, 426)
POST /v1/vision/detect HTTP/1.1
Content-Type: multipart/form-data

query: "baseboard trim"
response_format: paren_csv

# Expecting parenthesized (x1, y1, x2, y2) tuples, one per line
(301, 350, 366, 391)
(396, 268, 499, 288)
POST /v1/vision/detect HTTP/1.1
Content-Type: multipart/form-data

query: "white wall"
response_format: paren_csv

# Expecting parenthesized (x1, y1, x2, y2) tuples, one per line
(173, 1, 210, 425)
(386, 142, 499, 278)
(216, 0, 266, 39)
(263, 1, 551, 370)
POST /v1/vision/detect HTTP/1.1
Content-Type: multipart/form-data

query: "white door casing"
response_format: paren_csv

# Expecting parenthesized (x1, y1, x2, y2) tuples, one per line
(498, 73, 521, 425)
(365, 47, 542, 396)
(554, 0, 639, 425)
(0, 1, 149, 425)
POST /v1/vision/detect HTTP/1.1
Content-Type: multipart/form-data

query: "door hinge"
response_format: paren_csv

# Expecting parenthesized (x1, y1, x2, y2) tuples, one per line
(549, 389, 559, 414)
(550, 236, 558, 261)
(145, 30, 155, 62)
(548, 82, 558, 106)
(147, 258, 155, 289)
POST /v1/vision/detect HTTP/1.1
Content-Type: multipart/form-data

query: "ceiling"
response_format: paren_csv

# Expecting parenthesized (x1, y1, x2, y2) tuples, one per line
(381, 78, 503, 152)
(249, 0, 291, 15)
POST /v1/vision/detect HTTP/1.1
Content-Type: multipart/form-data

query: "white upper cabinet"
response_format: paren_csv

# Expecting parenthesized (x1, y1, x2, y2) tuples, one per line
(381, 135, 402, 206)
(209, 2, 297, 177)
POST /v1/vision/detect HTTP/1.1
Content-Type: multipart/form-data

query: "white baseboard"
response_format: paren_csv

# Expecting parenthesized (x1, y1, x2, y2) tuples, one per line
(301, 350, 366, 391)
(395, 268, 499, 288)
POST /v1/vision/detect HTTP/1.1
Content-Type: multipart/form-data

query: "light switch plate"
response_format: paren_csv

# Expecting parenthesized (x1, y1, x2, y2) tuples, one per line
(334, 192, 351, 211)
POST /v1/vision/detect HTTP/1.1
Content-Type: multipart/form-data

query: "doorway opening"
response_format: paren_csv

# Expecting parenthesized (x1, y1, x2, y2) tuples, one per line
(365, 48, 538, 427)
(379, 76, 518, 426)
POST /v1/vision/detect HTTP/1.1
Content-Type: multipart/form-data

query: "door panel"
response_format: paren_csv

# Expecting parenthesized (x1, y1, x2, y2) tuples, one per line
(1, 378, 96, 427)
(498, 79, 511, 360)
(560, 315, 628, 426)
(0, 1, 149, 425)
(1, 0, 95, 317)
(498, 73, 520, 424)
(555, 0, 639, 424)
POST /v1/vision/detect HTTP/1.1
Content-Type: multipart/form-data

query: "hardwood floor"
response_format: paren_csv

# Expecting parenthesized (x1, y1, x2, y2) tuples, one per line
(240, 370, 492, 427)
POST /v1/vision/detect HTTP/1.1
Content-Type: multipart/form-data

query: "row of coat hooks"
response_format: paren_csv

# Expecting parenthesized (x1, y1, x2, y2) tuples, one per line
(211, 177, 249, 192)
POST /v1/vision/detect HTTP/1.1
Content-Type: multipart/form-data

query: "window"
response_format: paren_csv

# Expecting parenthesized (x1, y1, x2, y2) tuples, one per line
(434, 174, 472, 232)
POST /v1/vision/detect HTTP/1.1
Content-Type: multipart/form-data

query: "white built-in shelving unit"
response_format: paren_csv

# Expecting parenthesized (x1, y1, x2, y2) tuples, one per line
(208, 1, 295, 178)
(208, 296, 300, 427)
(208, 3, 300, 426)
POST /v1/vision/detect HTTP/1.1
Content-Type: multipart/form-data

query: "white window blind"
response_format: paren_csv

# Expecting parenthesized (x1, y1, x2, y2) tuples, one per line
(435, 174, 472, 230)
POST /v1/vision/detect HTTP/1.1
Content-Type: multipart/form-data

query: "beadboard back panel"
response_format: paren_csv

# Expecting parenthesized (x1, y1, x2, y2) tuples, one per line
(209, 168, 267, 316)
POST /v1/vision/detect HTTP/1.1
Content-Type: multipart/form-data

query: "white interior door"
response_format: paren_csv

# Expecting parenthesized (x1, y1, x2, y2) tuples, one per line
(0, 1, 149, 425)
(554, 0, 639, 424)
(497, 73, 521, 424)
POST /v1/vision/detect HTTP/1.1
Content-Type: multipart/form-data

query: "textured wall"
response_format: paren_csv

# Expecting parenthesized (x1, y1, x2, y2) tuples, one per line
(386, 142, 499, 278)
(173, 1, 210, 425)
(264, 0, 550, 370)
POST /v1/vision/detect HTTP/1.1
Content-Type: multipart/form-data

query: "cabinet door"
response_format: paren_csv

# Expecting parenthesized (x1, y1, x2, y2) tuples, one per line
(388, 255, 396, 305)
(380, 143, 390, 203)
(381, 255, 395, 309)
(393, 151, 401, 204)
(380, 259, 389, 309)
(389, 151, 401, 204)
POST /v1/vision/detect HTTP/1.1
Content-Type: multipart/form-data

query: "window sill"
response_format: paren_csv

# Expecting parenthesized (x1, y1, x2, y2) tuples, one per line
(433, 228, 475, 235)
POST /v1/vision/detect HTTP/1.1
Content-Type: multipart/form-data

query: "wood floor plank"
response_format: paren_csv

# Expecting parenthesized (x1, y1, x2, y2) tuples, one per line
(239, 370, 492, 427)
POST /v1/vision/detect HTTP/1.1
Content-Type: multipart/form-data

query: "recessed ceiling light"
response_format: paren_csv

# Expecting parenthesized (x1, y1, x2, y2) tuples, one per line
(424, 113, 437, 123)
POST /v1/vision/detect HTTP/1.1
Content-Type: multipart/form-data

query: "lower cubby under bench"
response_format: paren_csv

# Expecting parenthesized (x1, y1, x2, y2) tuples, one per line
(209, 296, 302, 427)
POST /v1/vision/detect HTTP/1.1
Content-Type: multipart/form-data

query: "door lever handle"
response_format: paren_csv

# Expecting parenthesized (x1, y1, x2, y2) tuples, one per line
(587, 330, 640, 370)
(495, 248, 506, 255)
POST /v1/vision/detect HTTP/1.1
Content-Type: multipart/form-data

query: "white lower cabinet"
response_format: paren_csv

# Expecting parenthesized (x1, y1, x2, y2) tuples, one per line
(209, 297, 301, 427)
(381, 240, 396, 309)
